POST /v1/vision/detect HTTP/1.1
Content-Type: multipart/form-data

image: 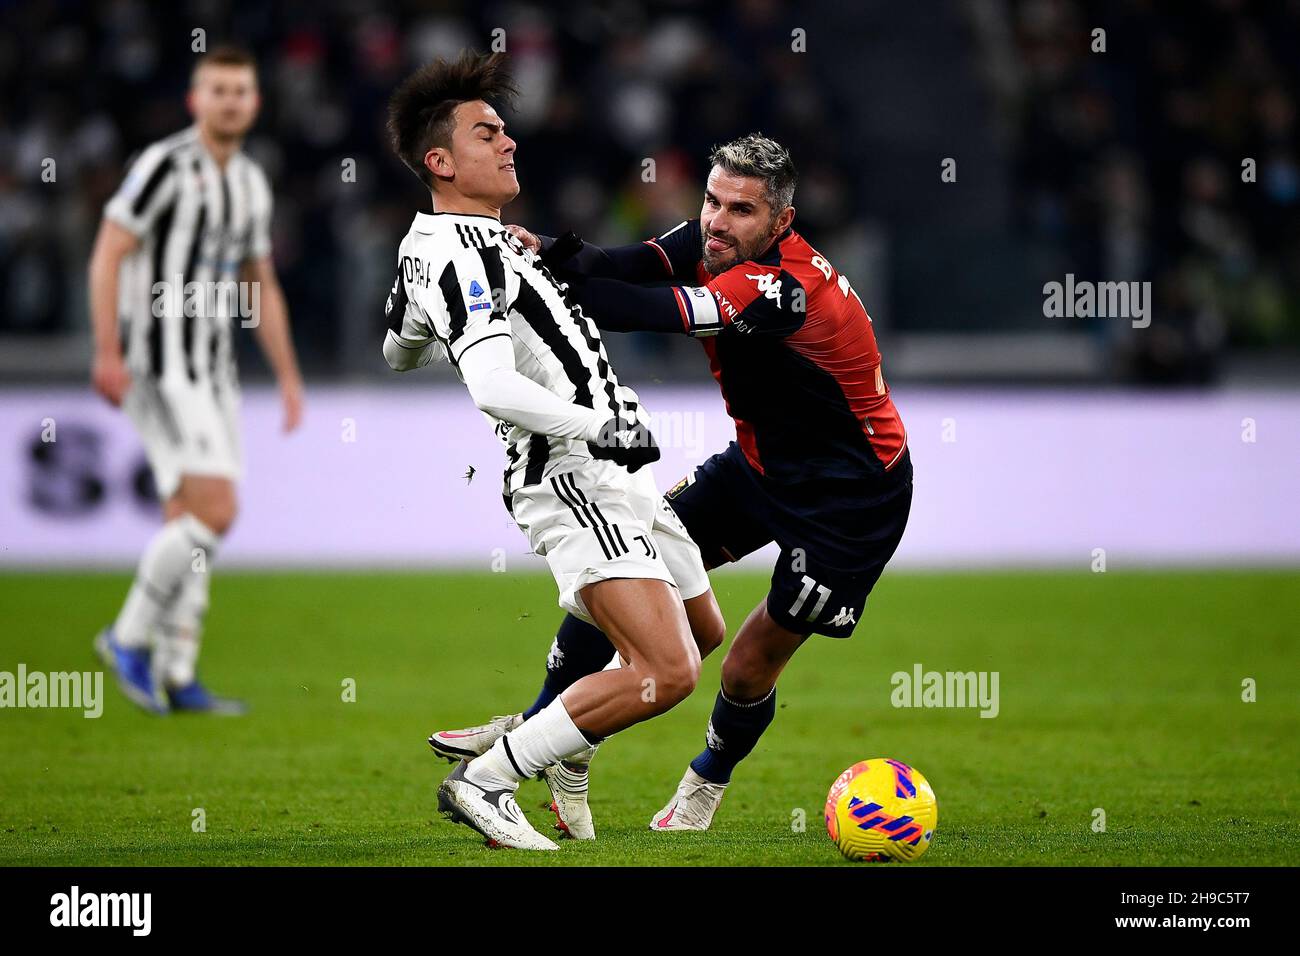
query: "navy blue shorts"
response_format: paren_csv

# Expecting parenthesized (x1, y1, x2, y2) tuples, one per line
(664, 443, 912, 638)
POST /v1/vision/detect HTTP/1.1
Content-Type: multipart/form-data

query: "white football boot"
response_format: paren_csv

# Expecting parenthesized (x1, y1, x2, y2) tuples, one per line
(649, 767, 728, 832)
(542, 744, 599, 840)
(436, 760, 559, 851)
(428, 713, 522, 762)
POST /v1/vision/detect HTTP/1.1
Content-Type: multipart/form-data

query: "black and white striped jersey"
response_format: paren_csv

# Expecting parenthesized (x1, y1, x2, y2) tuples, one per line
(104, 125, 273, 389)
(384, 210, 646, 496)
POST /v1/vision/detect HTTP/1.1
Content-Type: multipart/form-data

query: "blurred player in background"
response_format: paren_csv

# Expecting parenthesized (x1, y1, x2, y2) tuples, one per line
(87, 46, 304, 714)
(383, 52, 724, 850)
(434, 133, 912, 834)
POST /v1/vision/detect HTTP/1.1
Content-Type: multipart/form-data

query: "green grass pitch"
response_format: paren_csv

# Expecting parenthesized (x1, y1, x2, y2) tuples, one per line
(0, 569, 1296, 866)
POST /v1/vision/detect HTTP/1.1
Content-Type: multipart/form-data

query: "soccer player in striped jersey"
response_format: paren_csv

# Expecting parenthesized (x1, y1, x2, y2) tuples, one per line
(383, 52, 723, 850)
(436, 134, 913, 834)
(87, 46, 304, 715)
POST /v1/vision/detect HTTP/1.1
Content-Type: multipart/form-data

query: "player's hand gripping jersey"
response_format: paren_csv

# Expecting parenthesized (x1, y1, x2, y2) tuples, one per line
(547, 219, 908, 485)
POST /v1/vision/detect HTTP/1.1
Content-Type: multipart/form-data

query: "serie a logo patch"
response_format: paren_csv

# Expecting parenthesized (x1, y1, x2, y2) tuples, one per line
(466, 279, 491, 312)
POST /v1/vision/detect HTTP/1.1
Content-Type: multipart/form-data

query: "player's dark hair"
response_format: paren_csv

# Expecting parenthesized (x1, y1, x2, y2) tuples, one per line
(387, 51, 519, 189)
(191, 45, 257, 83)
(709, 133, 797, 214)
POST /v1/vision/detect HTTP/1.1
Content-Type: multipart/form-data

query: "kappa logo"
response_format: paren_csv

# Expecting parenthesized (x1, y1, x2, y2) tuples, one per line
(705, 718, 724, 752)
(384, 277, 399, 316)
(745, 271, 782, 306)
(828, 607, 857, 627)
(546, 637, 565, 671)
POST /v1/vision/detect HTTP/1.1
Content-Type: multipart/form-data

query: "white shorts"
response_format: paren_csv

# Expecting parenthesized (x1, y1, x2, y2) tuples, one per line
(122, 378, 243, 500)
(511, 458, 710, 624)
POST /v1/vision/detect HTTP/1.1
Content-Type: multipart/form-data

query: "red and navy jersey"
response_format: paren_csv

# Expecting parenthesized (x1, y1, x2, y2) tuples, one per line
(647, 219, 908, 485)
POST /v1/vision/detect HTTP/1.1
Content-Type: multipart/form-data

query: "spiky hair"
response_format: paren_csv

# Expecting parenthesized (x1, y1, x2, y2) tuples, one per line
(386, 51, 518, 188)
(708, 133, 798, 212)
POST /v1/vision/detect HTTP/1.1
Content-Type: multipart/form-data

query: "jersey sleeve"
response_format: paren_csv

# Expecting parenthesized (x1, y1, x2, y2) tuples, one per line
(536, 219, 700, 285)
(674, 263, 807, 338)
(420, 245, 513, 365)
(643, 219, 702, 281)
(103, 143, 180, 238)
(247, 165, 274, 261)
(382, 264, 442, 371)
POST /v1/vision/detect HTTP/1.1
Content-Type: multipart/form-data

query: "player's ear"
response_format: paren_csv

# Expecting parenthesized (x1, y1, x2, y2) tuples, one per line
(425, 147, 454, 181)
(775, 204, 795, 235)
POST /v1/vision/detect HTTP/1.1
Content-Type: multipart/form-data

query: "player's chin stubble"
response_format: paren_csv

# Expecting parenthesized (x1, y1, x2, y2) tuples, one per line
(702, 239, 737, 276)
(702, 235, 762, 275)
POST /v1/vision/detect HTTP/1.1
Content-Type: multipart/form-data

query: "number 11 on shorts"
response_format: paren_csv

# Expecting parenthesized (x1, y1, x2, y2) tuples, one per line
(789, 574, 831, 622)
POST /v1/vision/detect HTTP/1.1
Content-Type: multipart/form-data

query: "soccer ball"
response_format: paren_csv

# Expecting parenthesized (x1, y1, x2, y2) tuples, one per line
(824, 758, 938, 862)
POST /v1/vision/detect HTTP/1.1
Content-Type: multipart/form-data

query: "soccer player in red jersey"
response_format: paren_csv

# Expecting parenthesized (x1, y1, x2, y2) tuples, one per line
(430, 134, 912, 834)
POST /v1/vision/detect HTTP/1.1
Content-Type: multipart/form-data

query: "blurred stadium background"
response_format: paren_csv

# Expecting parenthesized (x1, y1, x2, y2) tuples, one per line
(1, 0, 1297, 569)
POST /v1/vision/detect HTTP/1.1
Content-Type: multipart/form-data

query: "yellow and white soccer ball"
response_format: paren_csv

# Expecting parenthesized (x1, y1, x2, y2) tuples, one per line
(824, 758, 938, 862)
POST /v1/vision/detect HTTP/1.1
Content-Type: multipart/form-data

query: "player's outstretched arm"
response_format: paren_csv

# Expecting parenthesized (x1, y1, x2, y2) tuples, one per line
(578, 264, 803, 340)
(243, 255, 305, 433)
(570, 277, 704, 336)
(87, 218, 139, 406)
(458, 335, 658, 471)
(509, 220, 702, 285)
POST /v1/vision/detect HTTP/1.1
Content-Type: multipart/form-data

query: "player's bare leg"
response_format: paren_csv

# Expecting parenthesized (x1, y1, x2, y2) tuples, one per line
(651, 597, 807, 831)
(431, 588, 722, 839)
(686, 590, 728, 657)
(429, 590, 723, 759)
(560, 578, 701, 734)
(716, 599, 807, 698)
(441, 578, 699, 848)
(532, 581, 704, 840)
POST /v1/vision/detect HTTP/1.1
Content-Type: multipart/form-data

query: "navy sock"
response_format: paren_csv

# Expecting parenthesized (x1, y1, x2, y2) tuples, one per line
(690, 686, 777, 784)
(522, 614, 616, 719)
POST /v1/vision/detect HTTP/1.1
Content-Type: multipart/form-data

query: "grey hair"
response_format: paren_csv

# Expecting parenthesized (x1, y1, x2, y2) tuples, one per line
(708, 133, 797, 213)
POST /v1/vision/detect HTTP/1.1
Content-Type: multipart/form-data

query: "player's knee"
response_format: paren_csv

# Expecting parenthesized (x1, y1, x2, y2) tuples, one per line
(693, 607, 726, 659)
(720, 645, 776, 701)
(194, 492, 238, 536)
(647, 652, 700, 712)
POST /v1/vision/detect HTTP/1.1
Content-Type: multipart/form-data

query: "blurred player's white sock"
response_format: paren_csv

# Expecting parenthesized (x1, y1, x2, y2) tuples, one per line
(466, 699, 590, 790)
(114, 514, 220, 649)
(156, 563, 211, 687)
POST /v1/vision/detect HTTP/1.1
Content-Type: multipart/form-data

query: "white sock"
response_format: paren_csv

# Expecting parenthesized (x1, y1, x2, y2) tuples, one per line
(156, 564, 211, 687)
(114, 514, 220, 649)
(466, 699, 591, 790)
